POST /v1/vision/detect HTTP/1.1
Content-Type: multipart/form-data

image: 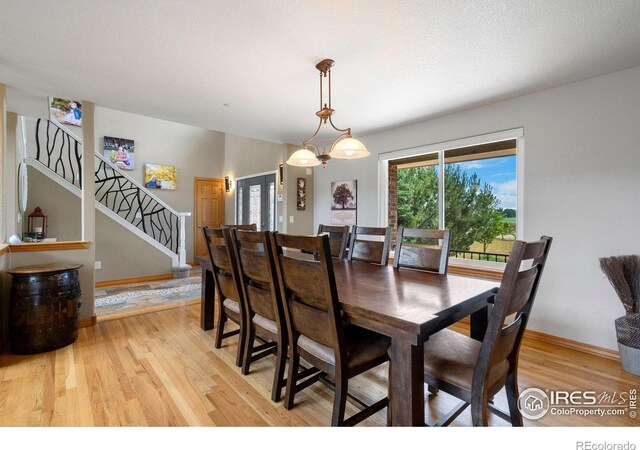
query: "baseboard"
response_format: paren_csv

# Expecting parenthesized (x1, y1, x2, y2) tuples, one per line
(451, 318, 620, 362)
(95, 273, 173, 288)
(79, 316, 97, 328)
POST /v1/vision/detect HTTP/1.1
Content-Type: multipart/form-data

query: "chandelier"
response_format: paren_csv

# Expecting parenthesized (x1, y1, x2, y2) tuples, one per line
(286, 59, 370, 168)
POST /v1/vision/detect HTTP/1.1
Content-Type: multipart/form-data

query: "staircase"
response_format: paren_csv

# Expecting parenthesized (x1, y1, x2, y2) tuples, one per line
(18, 115, 190, 268)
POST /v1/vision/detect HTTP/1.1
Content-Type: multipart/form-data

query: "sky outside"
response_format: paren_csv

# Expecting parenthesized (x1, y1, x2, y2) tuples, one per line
(452, 155, 517, 210)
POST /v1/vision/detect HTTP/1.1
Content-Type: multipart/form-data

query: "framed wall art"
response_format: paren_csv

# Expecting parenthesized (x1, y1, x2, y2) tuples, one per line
(144, 164, 177, 190)
(330, 179, 357, 225)
(49, 97, 82, 127)
(297, 177, 306, 210)
(104, 136, 135, 170)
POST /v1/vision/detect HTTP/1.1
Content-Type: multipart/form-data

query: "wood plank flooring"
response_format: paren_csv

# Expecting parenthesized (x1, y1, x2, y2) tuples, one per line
(0, 304, 638, 426)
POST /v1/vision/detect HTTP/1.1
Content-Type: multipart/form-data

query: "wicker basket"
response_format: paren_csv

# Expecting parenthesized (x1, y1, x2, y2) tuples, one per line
(615, 314, 640, 376)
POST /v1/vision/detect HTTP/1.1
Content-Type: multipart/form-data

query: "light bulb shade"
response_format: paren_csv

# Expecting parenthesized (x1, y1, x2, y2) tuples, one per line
(286, 148, 321, 167)
(329, 137, 370, 159)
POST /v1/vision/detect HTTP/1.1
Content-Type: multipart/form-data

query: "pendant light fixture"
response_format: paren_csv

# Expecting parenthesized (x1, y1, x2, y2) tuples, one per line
(287, 59, 369, 168)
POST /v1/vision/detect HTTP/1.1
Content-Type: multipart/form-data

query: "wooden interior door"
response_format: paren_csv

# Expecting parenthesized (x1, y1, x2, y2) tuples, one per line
(194, 178, 225, 257)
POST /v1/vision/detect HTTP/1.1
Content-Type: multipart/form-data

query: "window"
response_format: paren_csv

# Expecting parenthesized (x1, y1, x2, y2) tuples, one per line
(390, 138, 518, 266)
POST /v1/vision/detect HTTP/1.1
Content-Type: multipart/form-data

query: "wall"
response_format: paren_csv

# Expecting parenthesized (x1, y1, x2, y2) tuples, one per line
(314, 66, 640, 351)
(94, 107, 226, 271)
(283, 144, 315, 235)
(95, 210, 170, 281)
(223, 134, 286, 229)
(24, 166, 82, 241)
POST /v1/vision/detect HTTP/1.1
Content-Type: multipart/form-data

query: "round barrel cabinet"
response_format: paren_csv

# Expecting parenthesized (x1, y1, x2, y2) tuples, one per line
(8, 263, 82, 354)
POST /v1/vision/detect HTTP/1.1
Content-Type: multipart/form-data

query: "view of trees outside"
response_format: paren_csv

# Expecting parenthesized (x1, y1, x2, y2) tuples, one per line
(396, 155, 516, 260)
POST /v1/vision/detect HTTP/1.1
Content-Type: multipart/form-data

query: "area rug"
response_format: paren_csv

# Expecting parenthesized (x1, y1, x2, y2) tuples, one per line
(94, 269, 202, 317)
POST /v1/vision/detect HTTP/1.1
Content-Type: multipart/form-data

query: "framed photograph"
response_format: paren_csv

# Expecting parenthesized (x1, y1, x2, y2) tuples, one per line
(49, 97, 82, 127)
(103, 136, 135, 170)
(297, 177, 306, 211)
(331, 180, 357, 225)
(144, 164, 177, 190)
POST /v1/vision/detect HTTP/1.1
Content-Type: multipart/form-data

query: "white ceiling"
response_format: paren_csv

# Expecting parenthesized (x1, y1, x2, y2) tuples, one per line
(2, 0, 640, 145)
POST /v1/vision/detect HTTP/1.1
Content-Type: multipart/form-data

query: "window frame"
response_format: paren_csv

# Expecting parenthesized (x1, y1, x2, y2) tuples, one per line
(378, 128, 524, 272)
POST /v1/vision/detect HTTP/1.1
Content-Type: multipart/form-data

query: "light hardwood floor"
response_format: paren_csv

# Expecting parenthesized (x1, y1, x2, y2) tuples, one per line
(0, 303, 638, 426)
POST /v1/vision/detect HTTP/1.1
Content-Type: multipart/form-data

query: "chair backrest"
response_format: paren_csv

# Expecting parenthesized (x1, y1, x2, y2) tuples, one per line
(228, 229, 284, 328)
(317, 224, 350, 259)
(393, 228, 451, 274)
(223, 224, 258, 231)
(269, 233, 344, 364)
(202, 226, 241, 304)
(472, 236, 553, 394)
(347, 226, 392, 265)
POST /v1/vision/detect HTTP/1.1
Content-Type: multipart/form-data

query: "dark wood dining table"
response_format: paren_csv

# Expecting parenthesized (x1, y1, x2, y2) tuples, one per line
(196, 254, 499, 426)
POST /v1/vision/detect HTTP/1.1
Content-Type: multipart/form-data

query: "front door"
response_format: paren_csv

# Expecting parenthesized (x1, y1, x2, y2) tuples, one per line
(194, 177, 225, 257)
(236, 173, 276, 231)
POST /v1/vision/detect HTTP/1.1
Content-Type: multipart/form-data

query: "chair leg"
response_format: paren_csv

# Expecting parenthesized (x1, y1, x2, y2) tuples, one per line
(241, 322, 256, 375)
(284, 350, 300, 410)
(386, 362, 392, 426)
(505, 372, 523, 426)
(331, 374, 348, 427)
(471, 391, 490, 427)
(235, 320, 247, 368)
(214, 308, 226, 349)
(271, 338, 287, 402)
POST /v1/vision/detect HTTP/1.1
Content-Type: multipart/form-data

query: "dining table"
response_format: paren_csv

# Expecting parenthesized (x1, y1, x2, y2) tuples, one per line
(197, 254, 499, 426)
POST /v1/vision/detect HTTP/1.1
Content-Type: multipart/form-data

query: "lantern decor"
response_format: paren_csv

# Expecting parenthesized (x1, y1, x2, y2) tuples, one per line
(27, 207, 47, 241)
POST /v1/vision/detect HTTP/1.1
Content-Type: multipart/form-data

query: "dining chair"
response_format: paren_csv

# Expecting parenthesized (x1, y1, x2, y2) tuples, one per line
(223, 224, 258, 231)
(347, 226, 392, 266)
(203, 226, 246, 367)
(421, 235, 553, 426)
(317, 224, 350, 259)
(227, 229, 287, 402)
(393, 228, 451, 274)
(270, 233, 390, 426)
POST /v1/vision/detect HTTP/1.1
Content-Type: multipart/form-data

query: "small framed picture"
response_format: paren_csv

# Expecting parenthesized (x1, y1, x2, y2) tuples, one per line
(297, 177, 306, 211)
(49, 97, 82, 127)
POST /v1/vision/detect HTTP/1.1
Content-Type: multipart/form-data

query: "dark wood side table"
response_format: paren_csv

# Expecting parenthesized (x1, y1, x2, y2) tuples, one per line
(8, 263, 83, 354)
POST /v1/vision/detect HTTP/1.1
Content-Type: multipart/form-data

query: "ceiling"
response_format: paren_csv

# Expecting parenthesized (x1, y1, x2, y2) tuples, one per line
(2, 0, 640, 146)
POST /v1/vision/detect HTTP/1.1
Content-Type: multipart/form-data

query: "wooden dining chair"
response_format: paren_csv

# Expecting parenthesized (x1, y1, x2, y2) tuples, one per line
(317, 224, 350, 259)
(223, 224, 258, 231)
(203, 226, 246, 367)
(393, 228, 451, 274)
(227, 229, 287, 402)
(270, 233, 390, 426)
(421, 236, 553, 426)
(347, 226, 392, 265)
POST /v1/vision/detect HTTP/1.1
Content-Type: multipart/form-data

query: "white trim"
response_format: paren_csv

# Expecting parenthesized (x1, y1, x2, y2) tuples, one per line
(49, 117, 83, 143)
(26, 158, 178, 265)
(516, 136, 525, 239)
(380, 128, 524, 267)
(235, 170, 278, 181)
(95, 152, 181, 217)
(25, 159, 82, 197)
(378, 128, 524, 161)
(95, 203, 178, 266)
(233, 170, 278, 230)
(377, 160, 389, 227)
(438, 150, 445, 228)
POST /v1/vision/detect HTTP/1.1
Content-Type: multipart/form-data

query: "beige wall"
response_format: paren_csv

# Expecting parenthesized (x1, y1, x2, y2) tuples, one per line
(95, 210, 171, 282)
(223, 133, 286, 229)
(25, 166, 82, 241)
(283, 144, 314, 235)
(94, 106, 225, 269)
(314, 66, 640, 351)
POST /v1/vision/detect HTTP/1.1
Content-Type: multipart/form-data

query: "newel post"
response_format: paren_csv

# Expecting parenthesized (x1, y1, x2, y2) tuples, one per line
(178, 212, 191, 267)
